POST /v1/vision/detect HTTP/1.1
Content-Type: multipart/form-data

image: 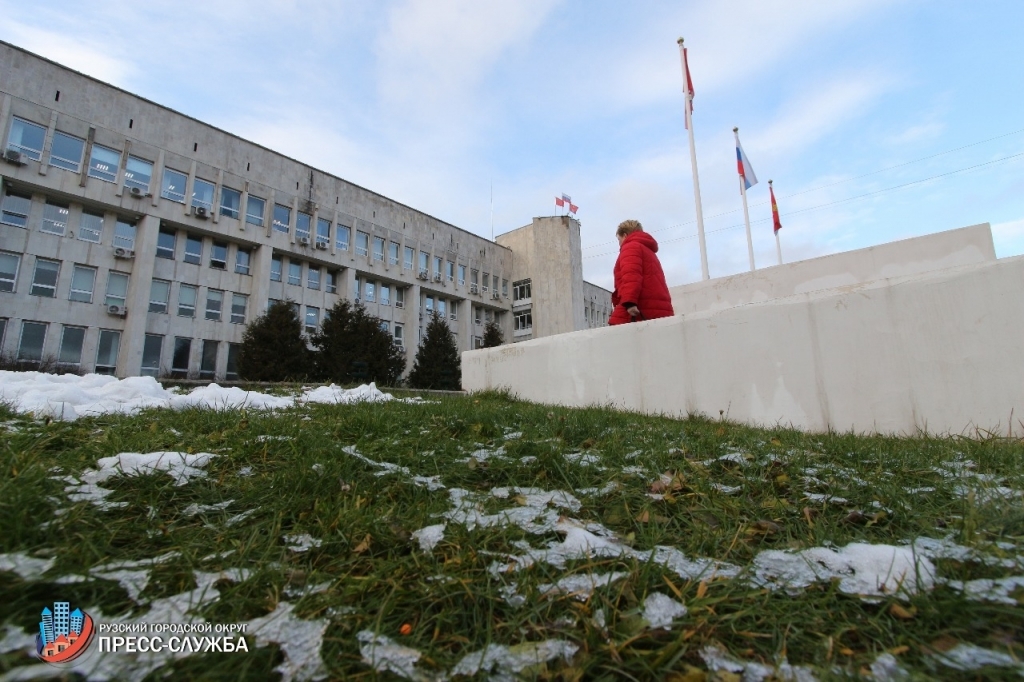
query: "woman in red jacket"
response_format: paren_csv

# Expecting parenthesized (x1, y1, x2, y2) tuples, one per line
(609, 219, 675, 325)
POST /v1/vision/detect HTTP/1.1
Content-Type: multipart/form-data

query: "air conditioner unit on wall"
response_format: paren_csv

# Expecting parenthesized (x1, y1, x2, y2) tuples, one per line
(298, 236, 310, 246)
(3, 148, 25, 165)
(492, 291, 500, 300)
(417, 271, 429, 280)
(129, 186, 143, 197)
(395, 300, 404, 308)
(194, 206, 209, 219)
(106, 304, 127, 316)
(315, 240, 328, 250)
(470, 284, 479, 294)
(432, 273, 442, 282)
(113, 247, 135, 259)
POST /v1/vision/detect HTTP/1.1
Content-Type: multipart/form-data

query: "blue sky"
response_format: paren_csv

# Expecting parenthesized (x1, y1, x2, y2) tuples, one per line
(3, 0, 1023, 289)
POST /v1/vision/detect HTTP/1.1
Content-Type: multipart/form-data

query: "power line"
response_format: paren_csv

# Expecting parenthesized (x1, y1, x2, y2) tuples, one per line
(583, 149, 1024, 259)
(582, 126, 1024, 253)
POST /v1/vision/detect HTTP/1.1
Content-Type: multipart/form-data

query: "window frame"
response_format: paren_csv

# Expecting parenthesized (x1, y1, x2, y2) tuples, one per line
(235, 247, 251, 275)
(78, 211, 103, 243)
(69, 264, 97, 303)
(149, 278, 171, 313)
(336, 224, 350, 251)
(49, 131, 86, 172)
(7, 117, 46, 160)
(270, 255, 282, 282)
(141, 334, 163, 377)
(94, 329, 121, 375)
(0, 251, 21, 293)
(191, 178, 215, 212)
(156, 229, 176, 259)
(245, 195, 265, 226)
(58, 325, 87, 369)
(30, 258, 60, 298)
(87, 144, 121, 183)
(230, 293, 247, 325)
(205, 289, 224, 321)
(184, 234, 203, 265)
(272, 204, 291, 234)
(356, 231, 369, 257)
(161, 168, 188, 203)
(1, 190, 31, 228)
(124, 156, 153, 193)
(209, 241, 228, 270)
(105, 271, 130, 308)
(177, 284, 197, 317)
(17, 321, 47, 363)
(220, 186, 241, 219)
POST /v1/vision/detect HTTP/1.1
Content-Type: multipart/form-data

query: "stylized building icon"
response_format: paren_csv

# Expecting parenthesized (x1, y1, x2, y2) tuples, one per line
(53, 602, 70, 638)
(70, 609, 83, 635)
(39, 607, 54, 646)
(37, 601, 94, 664)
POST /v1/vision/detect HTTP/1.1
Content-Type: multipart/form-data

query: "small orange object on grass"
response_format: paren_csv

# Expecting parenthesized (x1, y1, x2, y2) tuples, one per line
(399, 623, 413, 636)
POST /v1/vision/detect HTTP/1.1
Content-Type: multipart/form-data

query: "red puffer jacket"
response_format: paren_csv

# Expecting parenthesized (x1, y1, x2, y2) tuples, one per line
(609, 231, 674, 325)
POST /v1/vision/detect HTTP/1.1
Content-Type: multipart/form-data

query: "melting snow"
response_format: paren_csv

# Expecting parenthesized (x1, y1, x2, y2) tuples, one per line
(931, 643, 1024, 674)
(538, 572, 628, 600)
(642, 592, 688, 630)
(0, 552, 55, 579)
(451, 640, 579, 678)
(64, 451, 216, 510)
(283, 533, 322, 553)
(411, 524, 446, 552)
(357, 632, 425, 680)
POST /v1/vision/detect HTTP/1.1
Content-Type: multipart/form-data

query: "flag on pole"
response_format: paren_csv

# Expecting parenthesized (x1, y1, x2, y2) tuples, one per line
(569, 203, 578, 214)
(561, 193, 572, 203)
(680, 47, 694, 127)
(770, 183, 782, 234)
(555, 196, 565, 207)
(735, 137, 758, 190)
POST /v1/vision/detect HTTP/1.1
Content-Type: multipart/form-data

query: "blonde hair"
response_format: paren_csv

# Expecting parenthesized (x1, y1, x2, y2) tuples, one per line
(616, 219, 643, 238)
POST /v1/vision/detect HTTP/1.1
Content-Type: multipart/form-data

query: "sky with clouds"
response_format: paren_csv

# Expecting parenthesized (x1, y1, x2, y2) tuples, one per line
(3, 0, 1023, 289)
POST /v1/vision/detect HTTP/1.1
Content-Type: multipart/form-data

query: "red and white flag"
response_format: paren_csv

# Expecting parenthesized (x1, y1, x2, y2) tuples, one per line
(680, 46, 694, 127)
(770, 184, 782, 234)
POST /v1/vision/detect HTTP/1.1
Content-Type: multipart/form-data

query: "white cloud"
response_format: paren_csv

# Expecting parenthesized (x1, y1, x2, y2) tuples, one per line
(1, 22, 139, 86)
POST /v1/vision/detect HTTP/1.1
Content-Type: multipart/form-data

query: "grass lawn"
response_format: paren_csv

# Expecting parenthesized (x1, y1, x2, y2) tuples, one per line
(1, 389, 1023, 680)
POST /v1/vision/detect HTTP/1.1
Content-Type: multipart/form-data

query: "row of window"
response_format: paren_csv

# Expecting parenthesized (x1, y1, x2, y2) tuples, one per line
(0, 318, 121, 375)
(7, 116, 506, 280)
(157, 229, 253, 274)
(270, 255, 338, 292)
(1, 189, 137, 248)
(353, 276, 405, 308)
(0, 252, 130, 307)
(143, 335, 240, 380)
(149, 279, 248, 324)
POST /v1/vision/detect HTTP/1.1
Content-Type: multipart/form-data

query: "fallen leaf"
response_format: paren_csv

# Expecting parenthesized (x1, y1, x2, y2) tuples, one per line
(841, 510, 868, 525)
(636, 510, 651, 523)
(696, 580, 708, 599)
(888, 645, 910, 655)
(353, 534, 372, 554)
(770, 438, 782, 446)
(750, 520, 782, 535)
(889, 604, 915, 620)
(926, 634, 959, 653)
(802, 507, 818, 525)
(839, 647, 854, 656)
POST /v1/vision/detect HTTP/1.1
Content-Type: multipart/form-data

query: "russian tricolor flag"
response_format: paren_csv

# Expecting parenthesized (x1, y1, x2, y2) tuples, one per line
(735, 138, 758, 191)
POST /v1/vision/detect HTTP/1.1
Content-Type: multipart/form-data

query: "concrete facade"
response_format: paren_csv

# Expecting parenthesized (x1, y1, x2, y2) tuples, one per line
(0, 41, 603, 380)
(464, 225, 1024, 436)
(496, 216, 611, 342)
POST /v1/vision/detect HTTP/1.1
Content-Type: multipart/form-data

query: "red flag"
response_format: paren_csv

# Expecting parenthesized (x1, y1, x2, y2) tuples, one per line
(680, 46, 694, 128)
(569, 203, 578, 214)
(770, 184, 782, 234)
(555, 196, 565, 207)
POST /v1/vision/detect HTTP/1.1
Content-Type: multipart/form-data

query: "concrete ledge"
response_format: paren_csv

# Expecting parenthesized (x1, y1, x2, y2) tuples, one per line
(464, 253, 1024, 436)
(670, 223, 996, 315)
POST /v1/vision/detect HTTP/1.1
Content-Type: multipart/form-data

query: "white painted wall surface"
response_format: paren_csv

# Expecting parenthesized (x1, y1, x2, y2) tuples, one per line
(670, 224, 995, 315)
(464, 254, 1024, 436)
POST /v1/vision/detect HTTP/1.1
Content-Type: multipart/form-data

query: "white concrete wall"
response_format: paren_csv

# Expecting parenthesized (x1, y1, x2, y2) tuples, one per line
(464, 255, 1024, 436)
(671, 224, 996, 315)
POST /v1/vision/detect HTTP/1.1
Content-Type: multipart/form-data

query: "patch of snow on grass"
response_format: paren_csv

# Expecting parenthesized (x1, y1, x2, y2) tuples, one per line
(283, 533, 322, 553)
(357, 631, 424, 680)
(642, 592, 688, 629)
(411, 524, 446, 552)
(63, 451, 216, 510)
(183, 500, 233, 517)
(539, 572, 628, 600)
(451, 640, 579, 678)
(0, 624, 36, 657)
(931, 643, 1024, 674)
(0, 552, 55, 579)
(700, 645, 817, 682)
(248, 602, 329, 682)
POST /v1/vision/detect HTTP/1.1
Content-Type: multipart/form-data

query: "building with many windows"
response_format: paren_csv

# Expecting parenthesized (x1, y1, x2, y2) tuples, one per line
(0, 41, 610, 380)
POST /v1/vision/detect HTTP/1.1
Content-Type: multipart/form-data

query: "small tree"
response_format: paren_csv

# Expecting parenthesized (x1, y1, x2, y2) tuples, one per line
(237, 300, 312, 381)
(408, 312, 461, 390)
(311, 299, 404, 386)
(481, 319, 504, 348)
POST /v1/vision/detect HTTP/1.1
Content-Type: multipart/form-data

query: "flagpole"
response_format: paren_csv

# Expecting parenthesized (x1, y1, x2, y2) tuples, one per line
(770, 179, 783, 265)
(734, 127, 755, 272)
(678, 38, 709, 281)
(489, 181, 494, 241)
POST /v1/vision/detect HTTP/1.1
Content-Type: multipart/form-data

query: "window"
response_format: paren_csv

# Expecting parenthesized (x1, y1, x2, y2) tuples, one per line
(458, 264, 466, 286)
(192, 178, 215, 212)
(447, 261, 455, 282)
(49, 132, 85, 172)
(172, 337, 192, 377)
(373, 236, 385, 262)
(105, 272, 129, 308)
(389, 241, 400, 265)
(380, 320, 389, 333)
(69, 265, 97, 303)
(471, 269, 479, 287)
(95, 330, 121, 375)
(380, 284, 390, 306)
(59, 326, 86, 369)
(231, 293, 247, 324)
(515, 310, 533, 332)
(513, 279, 532, 301)
(149, 279, 170, 313)
(307, 266, 320, 290)
(88, 144, 120, 183)
(273, 204, 291, 233)
(113, 219, 136, 251)
(425, 296, 434, 313)
(395, 287, 405, 308)
(502, 279, 508, 297)
(482, 273, 489, 293)
(79, 211, 103, 243)
(245, 195, 265, 226)
(304, 306, 319, 336)
(141, 334, 163, 377)
(326, 270, 337, 294)
(31, 258, 60, 298)
(205, 289, 223, 321)
(178, 284, 197, 317)
(18, 321, 47, 363)
(485, 309, 493, 322)
(235, 248, 251, 275)
(184, 235, 203, 264)
(354, 276, 361, 300)
(0, 252, 20, 292)
(432, 256, 442, 278)
(41, 202, 69, 235)
(356, 231, 369, 256)
(296, 211, 311, 241)
(161, 168, 188, 203)
(364, 280, 375, 302)
(199, 340, 218, 380)
(225, 344, 241, 381)
(336, 224, 350, 251)
(288, 261, 301, 286)
(450, 301, 458, 321)
(124, 156, 153, 192)
(220, 187, 241, 219)
(393, 323, 404, 347)
(419, 251, 429, 274)
(403, 246, 414, 269)
(474, 306, 481, 325)
(270, 256, 282, 282)
(156, 229, 176, 259)
(7, 118, 46, 160)
(1, 190, 31, 227)
(210, 241, 227, 270)
(316, 217, 331, 244)
(437, 299, 446, 318)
